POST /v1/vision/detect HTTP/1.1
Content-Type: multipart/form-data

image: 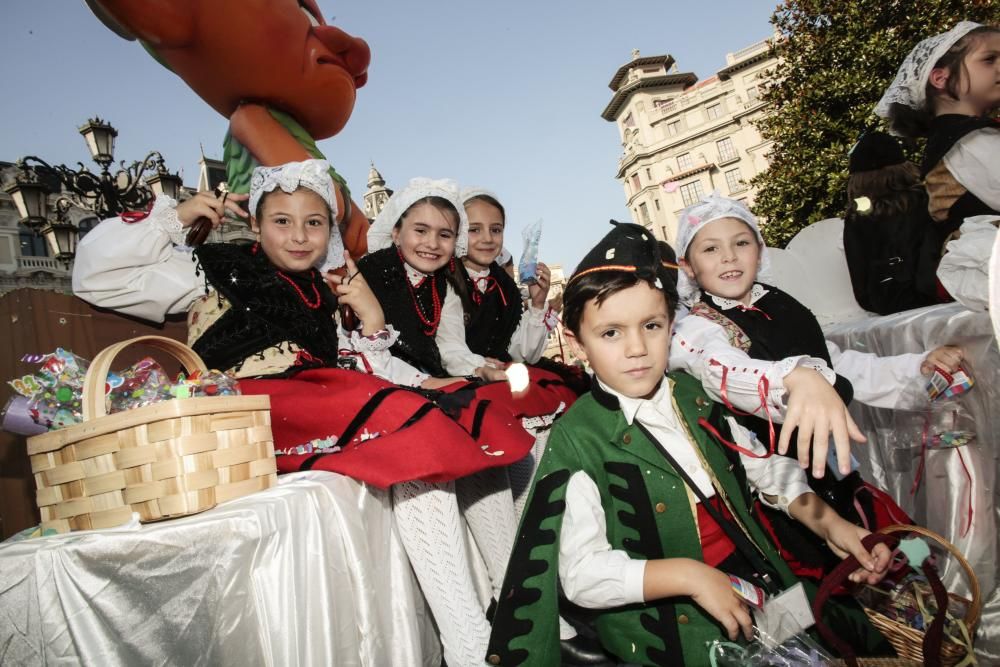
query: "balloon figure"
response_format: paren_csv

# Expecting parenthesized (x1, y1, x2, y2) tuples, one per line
(85, 0, 373, 257)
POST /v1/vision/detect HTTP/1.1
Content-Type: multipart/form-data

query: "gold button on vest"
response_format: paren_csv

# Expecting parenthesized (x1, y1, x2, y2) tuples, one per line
(655, 502, 667, 513)
(488, 654, 501, 665)
(695, 397, 707, 407)
(622, 433, 632, 445)
(678, 614, 690, 624)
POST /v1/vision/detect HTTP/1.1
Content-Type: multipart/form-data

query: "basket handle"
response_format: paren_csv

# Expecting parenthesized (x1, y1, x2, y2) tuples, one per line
(82, 335, 208, 421)
(810, 524, 980, 667)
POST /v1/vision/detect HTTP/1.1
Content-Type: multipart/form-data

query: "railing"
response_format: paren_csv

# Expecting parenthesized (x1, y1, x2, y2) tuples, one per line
(17, 256, 68, 273)
(729, 38, 770, 64)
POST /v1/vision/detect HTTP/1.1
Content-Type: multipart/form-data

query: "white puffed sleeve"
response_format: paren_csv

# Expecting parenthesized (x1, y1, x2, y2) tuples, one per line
(507, 305, 551, 363)
(936, 217, 999, 312)
(335, 324, 430, 387)
(670, 314, 836, 419)
(943, 128, 1000, 212)
(72, 195, 201, 323)
(437, 285, 487, 376)
(559, 471, 647, 609)
(826, 340, 926, 410)
(729, 417, 812, 515)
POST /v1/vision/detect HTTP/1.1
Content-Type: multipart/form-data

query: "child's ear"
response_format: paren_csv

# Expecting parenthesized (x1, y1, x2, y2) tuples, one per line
(679, 258, 696, 281)
(564, 329, 588, 366)
(249, 216, 260, 234)
(928, 67, 950, 92)
(391, 226, 400, 246)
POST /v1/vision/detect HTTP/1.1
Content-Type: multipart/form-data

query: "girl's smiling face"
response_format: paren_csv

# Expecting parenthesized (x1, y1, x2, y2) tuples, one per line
(463, 198, 505, 272)
(680, 217, 762, 304)
(392, 201, 458, 274)
(252, 188, 331, 272)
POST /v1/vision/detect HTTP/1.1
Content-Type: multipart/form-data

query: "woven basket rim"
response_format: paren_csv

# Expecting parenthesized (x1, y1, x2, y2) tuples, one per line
(26, 394, 270, 455)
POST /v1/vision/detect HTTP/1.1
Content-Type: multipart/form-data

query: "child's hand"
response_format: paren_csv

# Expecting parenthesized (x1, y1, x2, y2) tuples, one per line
(528, 262, 551, 310)
(476, 365, 509, 383)
(421, 377, 466, 390)
(781, 367, 866, 479)
(328, 251, 385, 335)
(921, 345, 964, 375)
(175, 190, 249, 228)
(689, 564, 754, 641)
(823, 520, 891, 586)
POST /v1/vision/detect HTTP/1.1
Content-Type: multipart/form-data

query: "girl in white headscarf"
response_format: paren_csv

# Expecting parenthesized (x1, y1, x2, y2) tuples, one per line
(875, 21, 1000, 234)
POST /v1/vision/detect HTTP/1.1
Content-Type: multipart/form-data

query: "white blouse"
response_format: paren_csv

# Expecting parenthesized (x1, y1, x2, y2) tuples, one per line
(943, 127, 1000, 213)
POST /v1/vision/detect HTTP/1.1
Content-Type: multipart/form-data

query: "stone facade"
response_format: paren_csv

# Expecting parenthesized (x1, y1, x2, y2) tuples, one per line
(363, 162, 392, 222)
(603, 38, 777, 245)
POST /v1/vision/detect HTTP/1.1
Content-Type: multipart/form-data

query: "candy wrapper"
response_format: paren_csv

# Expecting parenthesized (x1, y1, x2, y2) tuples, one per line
(169, 370, 241, 399)
(106, 357, 174, 413)
(708, 629, 835, 666)
(518, 219, 543, 285)
(926, 365, 974, 401)
(8, 349, 90, 430)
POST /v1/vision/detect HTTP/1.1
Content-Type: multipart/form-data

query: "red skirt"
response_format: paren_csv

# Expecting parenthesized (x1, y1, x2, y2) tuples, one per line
(470, 366, 579, 420)
(240, 368, 535, 489)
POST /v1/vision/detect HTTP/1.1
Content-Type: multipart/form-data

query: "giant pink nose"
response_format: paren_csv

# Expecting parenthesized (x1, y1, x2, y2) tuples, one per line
(314, 25, 371, 88)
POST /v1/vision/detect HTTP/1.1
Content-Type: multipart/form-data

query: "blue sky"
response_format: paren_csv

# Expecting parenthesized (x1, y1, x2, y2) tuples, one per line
(1, 0, 780, 273)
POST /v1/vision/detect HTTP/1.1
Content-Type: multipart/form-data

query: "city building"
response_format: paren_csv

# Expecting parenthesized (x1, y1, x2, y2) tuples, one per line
(602, 38, 777, 244)
(362, 162, 393, 222)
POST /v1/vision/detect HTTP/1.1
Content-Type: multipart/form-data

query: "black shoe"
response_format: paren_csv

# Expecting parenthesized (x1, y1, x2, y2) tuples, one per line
(559, 634, 615, 666)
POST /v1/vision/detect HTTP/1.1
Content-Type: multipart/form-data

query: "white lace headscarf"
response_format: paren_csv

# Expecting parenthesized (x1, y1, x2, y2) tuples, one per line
(675, 191, 770, 304)
(874, 21, 984, 122)
(459, 186, 504, 259)
(368, 177, 468, 256)
(249, 159, 345, 272)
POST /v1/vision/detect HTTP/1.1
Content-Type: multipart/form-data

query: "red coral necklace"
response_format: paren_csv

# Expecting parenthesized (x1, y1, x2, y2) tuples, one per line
(276, 269, 322, 310)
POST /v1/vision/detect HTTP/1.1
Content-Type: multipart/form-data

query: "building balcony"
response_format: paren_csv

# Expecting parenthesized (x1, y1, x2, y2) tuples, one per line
(16, 256, 69, 274)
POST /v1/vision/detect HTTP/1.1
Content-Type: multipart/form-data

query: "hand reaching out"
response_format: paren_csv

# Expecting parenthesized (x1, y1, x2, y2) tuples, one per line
(921, 345, 964, 375)
(325, 250, 385, 335)
(528, 262, 551, 310)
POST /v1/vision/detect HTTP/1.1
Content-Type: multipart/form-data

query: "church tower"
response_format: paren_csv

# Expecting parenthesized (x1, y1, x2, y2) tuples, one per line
(363, 162, 393, 221)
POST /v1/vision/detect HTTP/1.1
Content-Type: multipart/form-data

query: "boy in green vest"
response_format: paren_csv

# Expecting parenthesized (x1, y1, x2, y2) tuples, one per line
(486, 221, 892, 666)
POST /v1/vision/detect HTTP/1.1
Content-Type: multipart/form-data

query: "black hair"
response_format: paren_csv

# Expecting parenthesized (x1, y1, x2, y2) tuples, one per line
(562, 270, 678, 336)
(845, 161, 925, 220)
(396, 196, 474, 315)
(888, 26, 1000, 138)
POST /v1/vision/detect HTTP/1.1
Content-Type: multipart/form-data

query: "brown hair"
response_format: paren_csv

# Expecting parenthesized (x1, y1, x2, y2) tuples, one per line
(845, 161, 925, 219)
(562, 270, 677, 336)
(888, 26, 1000, 138)
(395, 196, 474, 314)
(463, 194, 506, 223)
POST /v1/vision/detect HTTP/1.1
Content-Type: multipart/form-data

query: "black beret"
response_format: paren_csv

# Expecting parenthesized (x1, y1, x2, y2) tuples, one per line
(848, 131, 906, 173)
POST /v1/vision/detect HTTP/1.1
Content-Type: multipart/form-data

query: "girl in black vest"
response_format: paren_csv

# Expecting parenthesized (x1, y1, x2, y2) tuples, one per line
(876, 21, 1000, 234)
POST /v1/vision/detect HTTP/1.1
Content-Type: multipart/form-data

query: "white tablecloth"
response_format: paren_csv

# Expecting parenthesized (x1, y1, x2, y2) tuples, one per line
(826, 303, 1000, 661)
(0, 471, 441, 666)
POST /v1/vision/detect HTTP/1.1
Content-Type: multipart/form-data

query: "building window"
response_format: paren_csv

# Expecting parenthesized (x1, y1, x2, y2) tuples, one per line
(667, 120, 681, 136)
(630, 173, 641, 192)
(706, 103, 722, 120)
(679, 180, 704, 206)
(654, 199, 661, 211)
(717, 137, 738, 162)
(639, 202, 651, 224)
(654, 98, 675, 113)
(747, 86, 760, 102)
(662, 226, 669, 240)
(725, 167, 745, 193)
(677, 153, 693, 171)
(645, 168, 652, 181)
(77, 216, 99, 240)
(18, 223, 49, 257)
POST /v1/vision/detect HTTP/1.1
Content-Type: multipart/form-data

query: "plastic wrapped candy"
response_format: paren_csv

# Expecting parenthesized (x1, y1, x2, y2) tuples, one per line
(106, 357, 173, 413)
(7, 349, 90, 431)
(707, 628, 836, 666)
(170, 370, 241, 399)
(518, 219, 543, 285)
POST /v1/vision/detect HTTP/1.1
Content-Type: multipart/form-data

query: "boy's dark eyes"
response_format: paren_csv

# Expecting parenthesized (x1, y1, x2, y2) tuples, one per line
(644, 321, 663, 330)
(600, 329, 619, 339)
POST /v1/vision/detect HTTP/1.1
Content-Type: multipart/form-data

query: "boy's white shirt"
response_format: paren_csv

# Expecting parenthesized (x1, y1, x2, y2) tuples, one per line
(559, 376, 812, 610)
(71, 195, 422, 385)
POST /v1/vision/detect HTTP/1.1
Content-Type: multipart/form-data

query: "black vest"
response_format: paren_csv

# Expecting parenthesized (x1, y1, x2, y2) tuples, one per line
(921, 114, 1000, 227)
(357, 247, 449, 378)
(463, 262, 523, 362)
(191, 243, 341, 376)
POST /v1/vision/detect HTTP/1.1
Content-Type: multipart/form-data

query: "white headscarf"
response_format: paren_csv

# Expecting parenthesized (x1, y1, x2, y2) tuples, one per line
(367, 177, 468, 256)
(874, 21, 984, 122)
(460, 186, 504, 259)
(249, 159, 345, 272)
(675, 191, 770, 303)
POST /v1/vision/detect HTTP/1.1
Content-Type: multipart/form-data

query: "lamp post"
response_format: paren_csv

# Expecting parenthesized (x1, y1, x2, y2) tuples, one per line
(3, 117, 183, 266)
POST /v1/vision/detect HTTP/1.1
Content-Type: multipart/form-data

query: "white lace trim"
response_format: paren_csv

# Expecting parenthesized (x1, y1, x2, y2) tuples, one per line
(404, 262, 431, 286)
(707, 283, 769, 310)
(348, 325, 400, 352)
(148, 194, 187, 247)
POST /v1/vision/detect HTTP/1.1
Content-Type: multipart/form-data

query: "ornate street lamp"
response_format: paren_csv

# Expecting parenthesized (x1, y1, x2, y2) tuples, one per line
(4, 117, 183, 266)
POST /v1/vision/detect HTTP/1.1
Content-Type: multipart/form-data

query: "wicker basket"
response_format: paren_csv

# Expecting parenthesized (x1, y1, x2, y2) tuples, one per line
(817, 524, 980, 667)
(26, 335, 276, 533)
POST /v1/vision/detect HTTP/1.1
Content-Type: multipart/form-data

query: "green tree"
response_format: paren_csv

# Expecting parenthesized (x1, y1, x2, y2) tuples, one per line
(751, 0, 1000, 247)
